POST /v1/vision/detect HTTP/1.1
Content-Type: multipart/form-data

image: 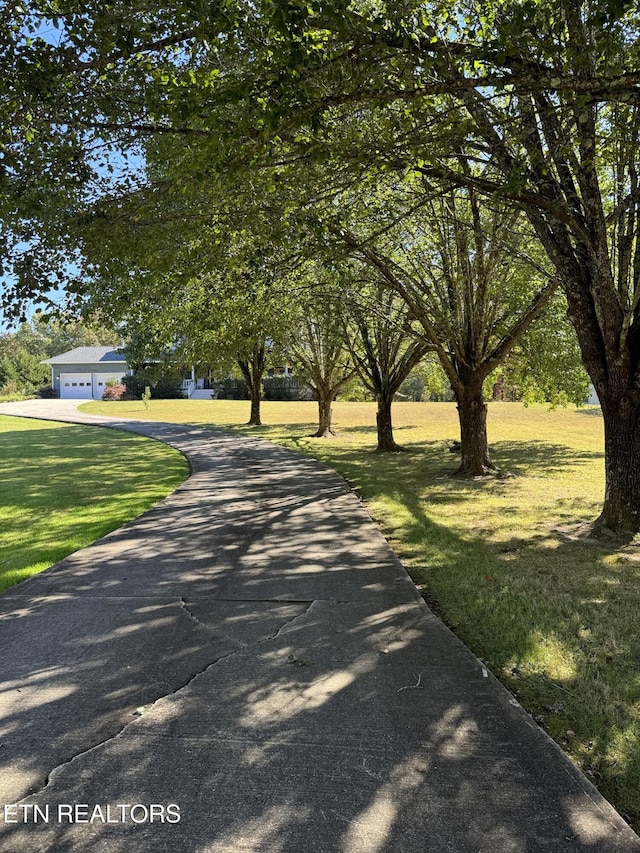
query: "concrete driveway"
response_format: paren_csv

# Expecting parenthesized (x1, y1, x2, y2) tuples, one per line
(0, 400, 638, 852)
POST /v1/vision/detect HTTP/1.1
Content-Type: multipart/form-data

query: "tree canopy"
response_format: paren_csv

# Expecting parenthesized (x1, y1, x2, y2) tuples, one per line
(4, 0, 640, 530)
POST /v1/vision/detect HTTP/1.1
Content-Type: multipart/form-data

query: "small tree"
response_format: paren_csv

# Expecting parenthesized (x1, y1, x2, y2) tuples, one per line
(342, 279, 430, 451)
(286, 293, 356, 438)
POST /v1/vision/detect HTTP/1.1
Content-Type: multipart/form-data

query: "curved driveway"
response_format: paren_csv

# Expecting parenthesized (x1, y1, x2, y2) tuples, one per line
(0, 400, 638, 852)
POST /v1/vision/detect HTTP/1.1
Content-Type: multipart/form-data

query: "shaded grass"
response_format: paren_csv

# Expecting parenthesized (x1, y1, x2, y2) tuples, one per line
(82, 399, 640, 828)
(0, 416, 188, 592)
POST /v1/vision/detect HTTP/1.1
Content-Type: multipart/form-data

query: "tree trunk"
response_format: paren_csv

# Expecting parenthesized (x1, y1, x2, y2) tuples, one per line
(594, 394, 640, 534)
(237, 347, 265, 426)
(376, 393, 402, 451)
(313, 395, 335, 438)
(454, 380, 498, 476)
(248, 381, 262, 426)
(558, 260, 640, 534)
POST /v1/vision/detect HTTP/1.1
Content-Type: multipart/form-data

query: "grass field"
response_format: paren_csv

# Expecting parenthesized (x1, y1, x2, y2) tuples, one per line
(78, 398, 640, 828)
(0, 415, 188, 592)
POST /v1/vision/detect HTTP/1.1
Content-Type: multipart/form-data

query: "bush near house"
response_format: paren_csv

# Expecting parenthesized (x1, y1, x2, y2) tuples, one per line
(213, 378, 250, 400)
(37, 386, 57, 399)
(123, 373, 185, 399)
(213, 375, 314, 401)
(0, 380, 23, 398)
(262, 375, 313, 401)
(152, 377, 186, 399)
(102, 383, 136, 401)
(0, 379, 38, 401)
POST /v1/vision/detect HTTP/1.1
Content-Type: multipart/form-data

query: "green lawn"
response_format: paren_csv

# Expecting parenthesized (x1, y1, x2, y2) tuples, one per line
(81, 397, 640, 829)
(0, 415, 188, 592)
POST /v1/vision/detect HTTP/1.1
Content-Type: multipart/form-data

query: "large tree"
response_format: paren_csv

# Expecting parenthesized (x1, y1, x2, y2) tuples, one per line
(410, 4, 640, 526)
(175, 280, 277, 427)
(335, 181, 556, 474)
(88, 233, 289, 425)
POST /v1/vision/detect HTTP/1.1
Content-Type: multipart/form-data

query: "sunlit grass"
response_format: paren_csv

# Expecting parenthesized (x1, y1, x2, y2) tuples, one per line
(0, 416, 188, 593)
(84, 398, 639, 827)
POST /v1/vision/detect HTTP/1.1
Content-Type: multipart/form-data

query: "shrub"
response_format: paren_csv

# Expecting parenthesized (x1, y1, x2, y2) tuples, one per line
(123, 373, 185, 399)
(102, 384, 136, 401)
(0, 391, 35, 402)
(152, 377, 185, 399)
(37, 386, 58, 399)
(0, 379, 38, 399)
(262, 375, 313, 401)
(123, 374, 147, 398)
(0, 379, 21, 397)
(213, 378, 250, 400)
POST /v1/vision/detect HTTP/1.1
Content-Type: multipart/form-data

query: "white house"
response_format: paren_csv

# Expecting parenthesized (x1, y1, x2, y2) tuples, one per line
(41, 346, 132, 399)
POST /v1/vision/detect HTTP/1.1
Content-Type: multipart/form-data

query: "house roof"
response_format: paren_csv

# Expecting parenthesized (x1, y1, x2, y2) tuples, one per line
(41, 346, 127, 365)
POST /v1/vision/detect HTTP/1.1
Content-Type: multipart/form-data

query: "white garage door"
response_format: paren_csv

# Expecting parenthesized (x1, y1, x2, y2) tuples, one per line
(93, 373, 125, 398)
(60, 373, 93, 399)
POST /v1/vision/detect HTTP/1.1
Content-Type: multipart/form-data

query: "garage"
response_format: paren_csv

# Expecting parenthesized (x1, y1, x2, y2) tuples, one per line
(59, 373, 94, 399)
(42, 347, 132, 399)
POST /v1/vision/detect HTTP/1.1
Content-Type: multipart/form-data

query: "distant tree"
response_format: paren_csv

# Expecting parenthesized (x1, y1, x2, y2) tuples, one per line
(0, 348, 49, 393)
(29, 315, 121, 357)
(342, 279, 430, 451)
(0, 316, 119, 360)
(488, 292, 591, 407)
(398, 358, 452, 402)
(285, 287, 356, 438)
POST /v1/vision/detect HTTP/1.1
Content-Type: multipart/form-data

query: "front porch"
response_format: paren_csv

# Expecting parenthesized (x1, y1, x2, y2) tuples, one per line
(180, 378, 217, 400)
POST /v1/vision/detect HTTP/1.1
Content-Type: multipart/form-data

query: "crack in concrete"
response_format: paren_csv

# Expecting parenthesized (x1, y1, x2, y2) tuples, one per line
(27, 652, 240, 804)
(179, 597, 248, 649)
(268, 600, 319, 640)
(14, 598, 320, 808)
